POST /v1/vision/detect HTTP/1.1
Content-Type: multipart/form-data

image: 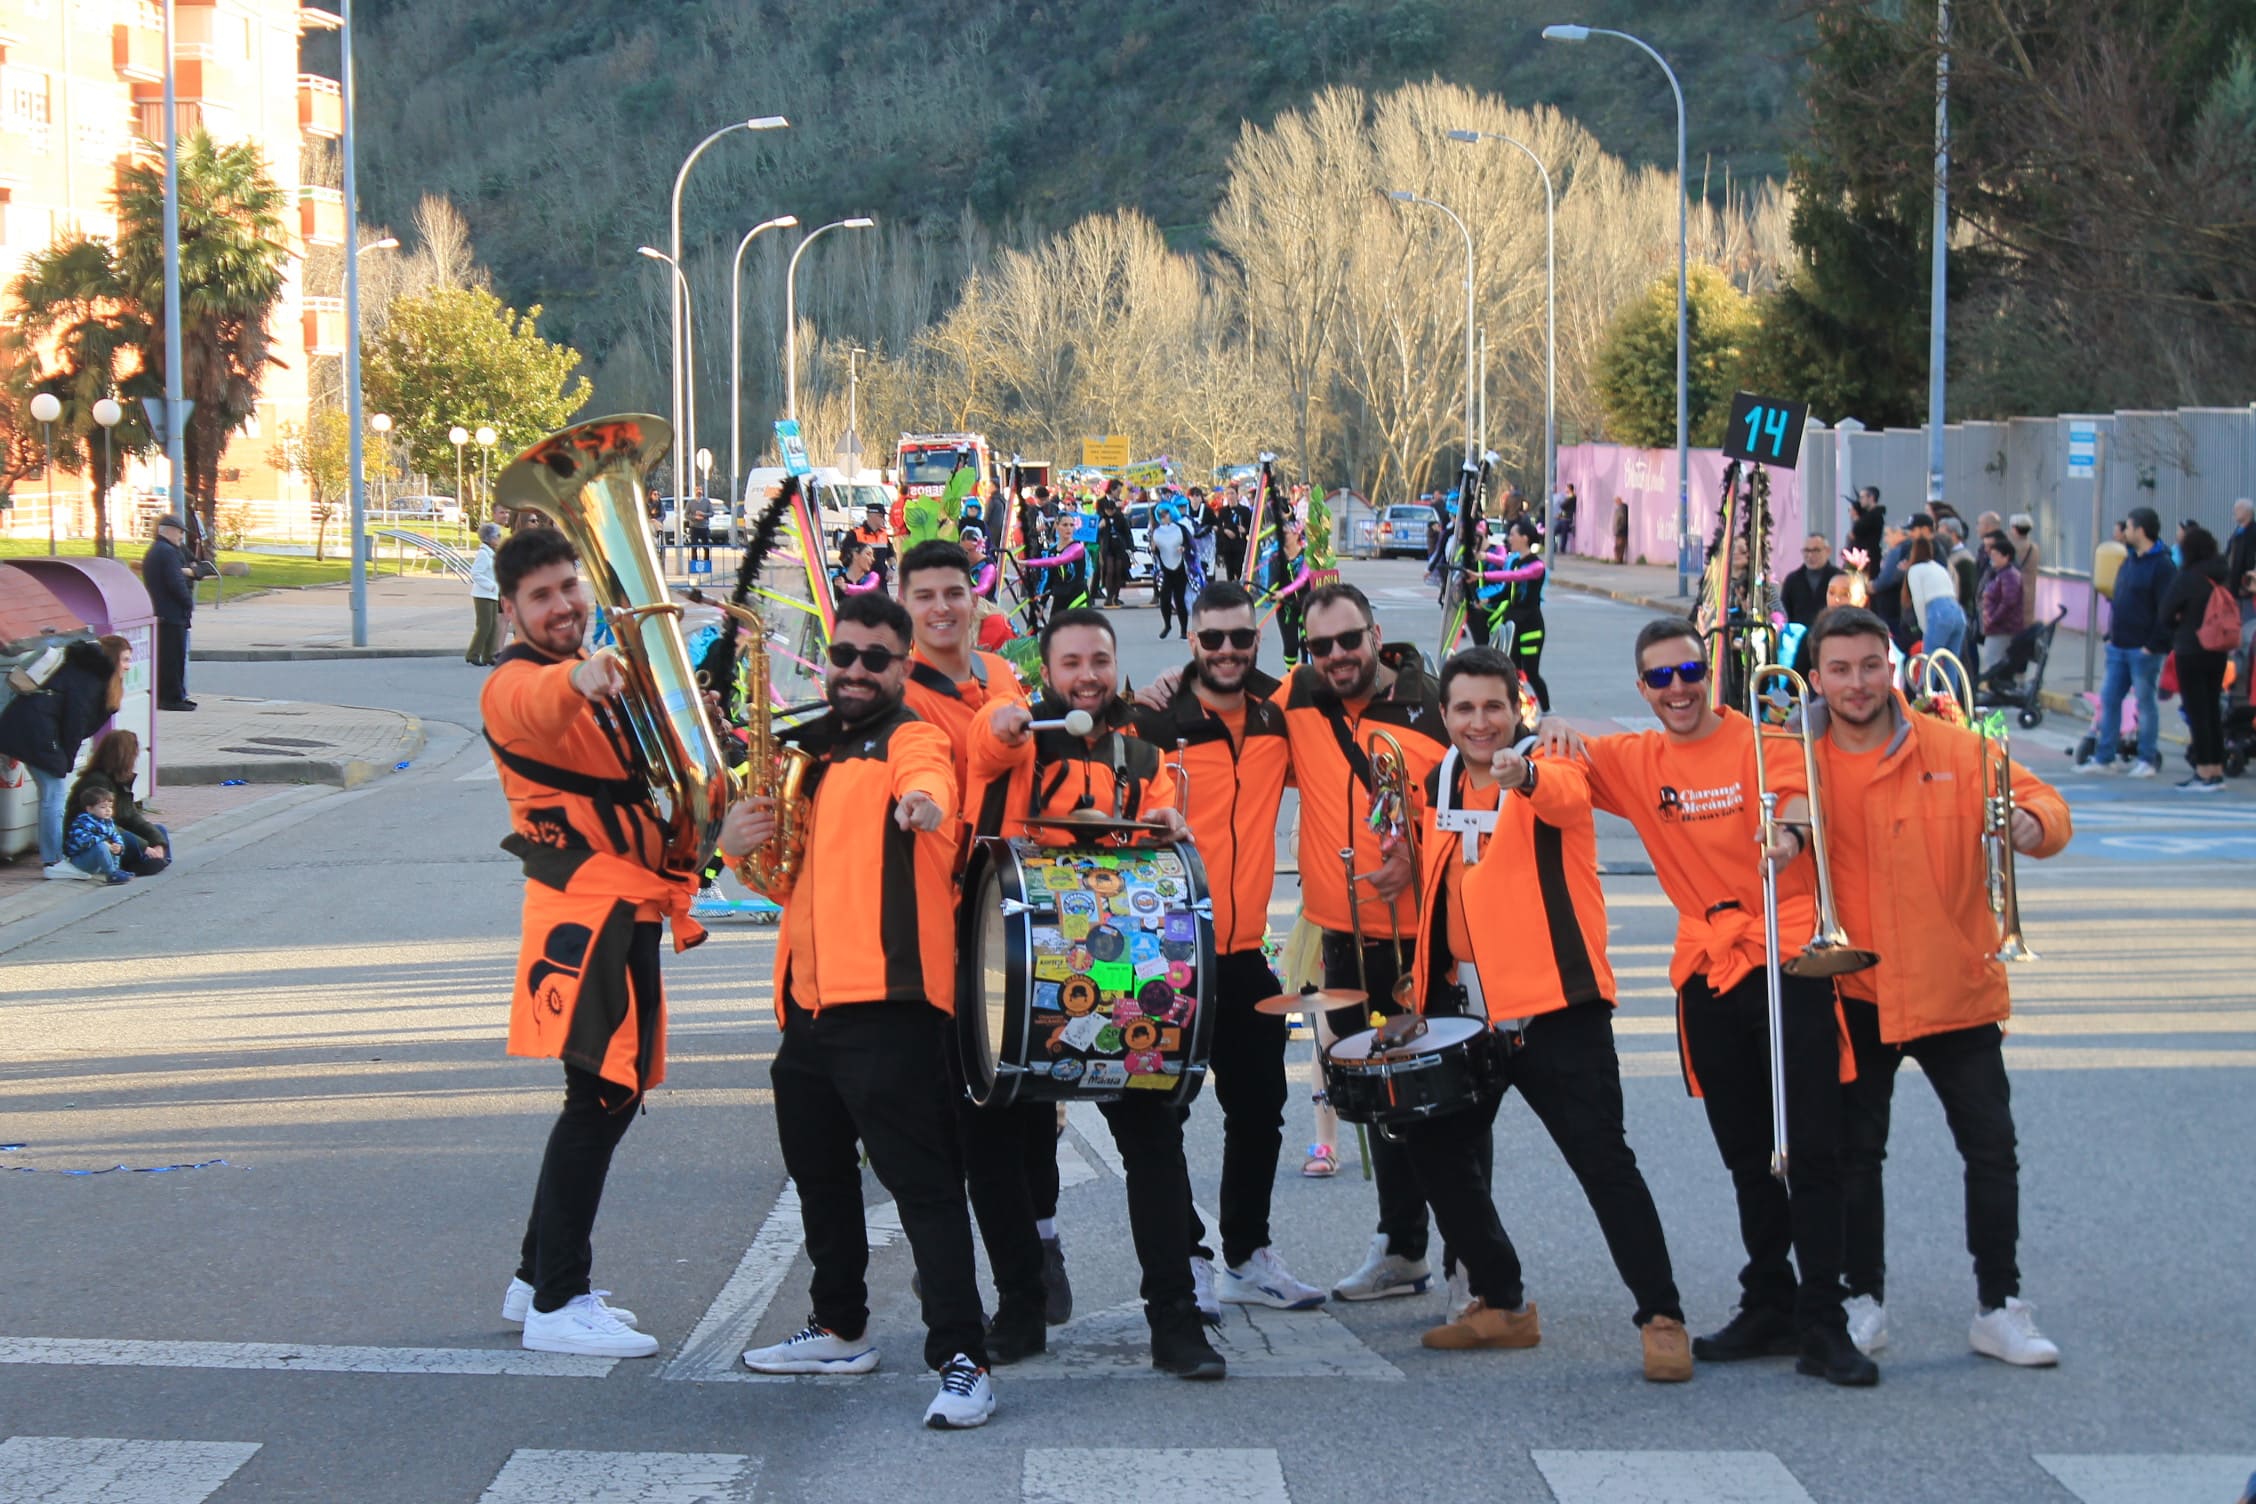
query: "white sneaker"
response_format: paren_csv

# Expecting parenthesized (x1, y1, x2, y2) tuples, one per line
(1970, 1296, 2059, 1366)
(42, 861, 96, 882)
(1330, 1232, 1432, 1301)
(502, 1276, 637, 1329)
(1218, 1247, 1326, 1310)
(2126, 760, 2159, 779)
(1189, 1255, 1222, 1325)
(742, 1322, 879, 1375)
(923, 1353, 995, 1430)
(521, 1292, 658, 1358)
(1844, 1294, 1888, 1355)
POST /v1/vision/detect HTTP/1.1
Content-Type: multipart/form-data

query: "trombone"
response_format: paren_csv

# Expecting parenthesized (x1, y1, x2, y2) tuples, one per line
(1748, 662, 1880, 1181)
(1363, 727, 1425, 1009)
(1915, 650, 2038, 963)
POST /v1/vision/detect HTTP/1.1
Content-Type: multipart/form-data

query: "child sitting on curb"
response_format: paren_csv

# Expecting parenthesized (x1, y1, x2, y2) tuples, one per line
(63, 786, 133, 885)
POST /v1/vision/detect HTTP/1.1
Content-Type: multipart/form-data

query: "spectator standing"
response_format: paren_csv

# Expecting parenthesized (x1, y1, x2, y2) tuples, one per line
(1096, 492, 1134, 607)
(142, 514, 197, 710)
(69, 729, 170, 875)
(1215, 486, 1252, 581)
(0, 635, 127, 880)
(1847, 488, 1888, 574)
(1781, 535, 1842, 628)
(1611, 496, 1629, 564)
(1872, 513, 1935, 646)
(62, 785, 134, 885)
(2079, 507, 2175, 776)
(1978, 533, 2025, 678)
(1557, 483, 1579, 552)
(2156, 524, 2233, 791)
(1906, 536, 1966, 664)
(468, 522, 505, 666)
(2008, 513, 2039, 577)
(2225, 498, 2256, 711)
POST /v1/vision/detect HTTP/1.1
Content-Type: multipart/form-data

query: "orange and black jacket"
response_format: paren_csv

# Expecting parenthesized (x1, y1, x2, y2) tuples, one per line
(1127, 668, 1289, 954)
(968, 692, 1181, 843)
(1278, 646, 1447, 939)
(481, 642, 706, 1096)
(1408, 750, 1617, 1023)
(903, 648, 1027, 812)
(751, 700, 958, 1022)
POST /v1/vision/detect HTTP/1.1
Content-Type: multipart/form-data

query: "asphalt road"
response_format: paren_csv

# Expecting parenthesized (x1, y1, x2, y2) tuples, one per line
(6, 560, 2252, 1504)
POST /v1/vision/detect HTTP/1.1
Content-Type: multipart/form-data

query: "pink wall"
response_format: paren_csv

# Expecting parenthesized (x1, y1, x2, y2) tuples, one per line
(1558, 442, 1807, 581)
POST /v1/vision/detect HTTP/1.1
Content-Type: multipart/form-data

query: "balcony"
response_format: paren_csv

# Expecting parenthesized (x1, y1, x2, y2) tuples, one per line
(299, 185, 345, 247)
(303, 296, 345, 355)
(297, 74, 340, 138)
(130, 56, 223, 106)
(113, 23, 164, 83)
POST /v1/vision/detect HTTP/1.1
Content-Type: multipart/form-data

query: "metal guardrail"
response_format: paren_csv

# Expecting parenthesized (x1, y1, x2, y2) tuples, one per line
(368, 528, 472, 578)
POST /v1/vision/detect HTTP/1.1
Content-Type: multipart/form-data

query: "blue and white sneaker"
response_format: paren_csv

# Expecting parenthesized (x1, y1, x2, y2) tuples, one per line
(742, 1322, 879, 1375)
(924, 1353, 995, 1429)
(1219, 1246, 1327, 1310)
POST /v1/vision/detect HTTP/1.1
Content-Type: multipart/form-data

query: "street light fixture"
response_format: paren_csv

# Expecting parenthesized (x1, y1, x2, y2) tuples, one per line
(1544, 20, 1691, 595)
(367, 412, 391, 510)
(784, 217, 875, 423)
(1449, 128, 1558, 542)
(729, 213, 799, 514)
(450, 424, 470, 531)
(93, 398, 122, 557)
(1384, 190, 1477, 468)
(30, 391, 61, 557)
(476, 425, 498, 525)
(667, 116, 791, 525)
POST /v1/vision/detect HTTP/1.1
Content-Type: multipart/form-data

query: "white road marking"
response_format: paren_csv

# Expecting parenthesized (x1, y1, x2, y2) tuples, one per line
(455, 762, 499, 781)
(1024, 1448, 1289, 1504)
(2034, 1454, 2255, 1504)
(0, 1336, 613, 1379)
(478, 1449, 759, 1504)
(662, 1182, 807, 1383)
(0, 1436, 261, 1502)
(1532, 1450, 1816, 1503)
(1007, 1300, 1400, 1382)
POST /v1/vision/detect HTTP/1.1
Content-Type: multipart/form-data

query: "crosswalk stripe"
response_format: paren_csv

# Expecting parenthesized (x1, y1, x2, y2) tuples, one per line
(455, 763, 499, 781)
(2034, 1454, 2255, 1504)
(0, 1436, 261, 1502)
(1023, 1447, 1289, 1504)
(1532, 1450, 1815, 1504)
(0, 1336, 613, 1379)
(662, 1183, 807, 1383)
(478, 1448, 759, 1504)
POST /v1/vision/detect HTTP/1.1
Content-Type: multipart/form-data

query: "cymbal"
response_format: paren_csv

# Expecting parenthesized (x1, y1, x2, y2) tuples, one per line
(1311, 987, 1367, 1007)
(1253, 993, 1310, 1016)
(1783, 946, 1880, 979)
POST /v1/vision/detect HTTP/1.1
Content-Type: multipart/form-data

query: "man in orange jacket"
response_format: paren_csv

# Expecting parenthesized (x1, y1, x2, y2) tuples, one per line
(1536, 618, 1876, 1386)
(1401, 648, 1691, 1380)
(1278, 582, 1458, 1303)
(483, 529, 707, 1361)
(722, 590, 997, 1430)
(1129, 581, 1327, 1315)
(1806, 606, 2072, 1368)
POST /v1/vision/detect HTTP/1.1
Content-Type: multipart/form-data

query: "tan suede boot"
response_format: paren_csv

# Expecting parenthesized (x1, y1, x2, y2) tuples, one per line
(1422, 1298, 1541, 1351)
(1642, 1315, 1695, 1381)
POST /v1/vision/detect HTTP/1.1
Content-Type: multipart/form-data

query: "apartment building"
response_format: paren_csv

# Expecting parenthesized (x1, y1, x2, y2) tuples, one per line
(0, 0, 342, 542)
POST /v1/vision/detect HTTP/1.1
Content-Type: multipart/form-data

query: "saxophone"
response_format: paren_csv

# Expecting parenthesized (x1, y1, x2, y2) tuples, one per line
(726, 613, 816, 893)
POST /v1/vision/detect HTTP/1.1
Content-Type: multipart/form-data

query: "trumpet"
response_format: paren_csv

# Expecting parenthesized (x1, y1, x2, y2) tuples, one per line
(1748, 662, 1880, 1181)
(1914, 650, 2036, 963)
(1363, 727, 1425, 1009)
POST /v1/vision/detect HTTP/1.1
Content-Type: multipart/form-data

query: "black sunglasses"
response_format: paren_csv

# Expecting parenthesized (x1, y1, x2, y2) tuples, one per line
(1194, 628, 1258, 651)
(1306, 628, 1368, 659)
(827, 642, 903, 673)
(1640, 660, 1709, 690)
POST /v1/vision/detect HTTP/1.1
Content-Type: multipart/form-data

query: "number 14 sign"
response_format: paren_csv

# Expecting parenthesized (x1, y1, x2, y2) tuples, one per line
(1722, 391, 1811, 470)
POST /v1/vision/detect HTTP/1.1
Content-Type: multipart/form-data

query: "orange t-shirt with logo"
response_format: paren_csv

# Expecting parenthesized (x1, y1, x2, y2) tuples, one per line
(1580, 708, 1816, 993)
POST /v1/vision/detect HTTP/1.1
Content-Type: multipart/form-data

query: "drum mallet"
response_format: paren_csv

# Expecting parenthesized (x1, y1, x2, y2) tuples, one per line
(1027, 710, 1096, 735)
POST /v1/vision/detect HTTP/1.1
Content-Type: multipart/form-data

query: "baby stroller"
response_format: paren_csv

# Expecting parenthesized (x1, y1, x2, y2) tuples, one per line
(1976, 604, 2066, 730)
(2225, 702, 2253, 779)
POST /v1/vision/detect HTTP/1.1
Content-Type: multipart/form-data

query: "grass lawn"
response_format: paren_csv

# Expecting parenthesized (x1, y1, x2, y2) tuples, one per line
(0, 538, 363, 593)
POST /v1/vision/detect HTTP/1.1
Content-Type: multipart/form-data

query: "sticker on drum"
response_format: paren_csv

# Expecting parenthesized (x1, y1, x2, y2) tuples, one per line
(1137, 978, 1175, 1014)
(1086, 1060, 1129, 1089)
(1166, 960, 1195, 989)
(1058, 891, 1100, 919)
(1126, 1072, 1173, 1090)
(1059, 914, 1093, 941)
(1035, 956, 1070, 982)
(1165, 993, 1196, 1027)
(1062, 1013, 1107, 1051)
(1088, 925, 1127, 962)
(1123, 1048, 1165, 1074)
(1127, 889, 1163, 919)
(1160, 937, 1194, 962)
(1090, 960, 1134, 994)
(1152, 853, 1186, 877)
(1134, 957, 1168, 983)
(1159, 1027, 1182, 1050)
(1086, 870, 1125, 897)
(1163, 914, 1196, 943)
(1129, 932, 1163, 964)
(1122, 1018, 1160, 1052)
(1109, 894, 1140, 918)
(1067, 945, 1096, 972)
(1033, 982, 1063, 1011)
(1092, 1024, 1125, 1055)
(1042, 866, 1082, 892)
(1050, 1058, 1085, 1084)
(1061, 976, 1100, 1016)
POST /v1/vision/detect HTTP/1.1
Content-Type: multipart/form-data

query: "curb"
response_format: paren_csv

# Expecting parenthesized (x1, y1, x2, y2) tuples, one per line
(193, 647, 462, 661)
(163, 714, 426, 787)
(1548, 575, 1688, 615)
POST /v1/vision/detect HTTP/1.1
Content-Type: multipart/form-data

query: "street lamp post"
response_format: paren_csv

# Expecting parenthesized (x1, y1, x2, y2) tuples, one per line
(729, 214, 798, 515)
(93, 397, 122, 557)
(667, 117, 790, 526)
(476, 425, 497, 523)
(845, 345, 867, 473)
(1544, 22, 1690, 595)
(784, 217, 876, 423)
(1448, 129, 1558, 541)
(450, 425, 469, 531)
(345, 209, 398, 644)
(639, 247, 696, 573)
(1386, 191, 1477, 467)
(30, 392, 60, 556)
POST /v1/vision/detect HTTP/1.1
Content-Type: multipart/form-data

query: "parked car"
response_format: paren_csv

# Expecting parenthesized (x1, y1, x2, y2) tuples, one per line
(389, 494, 464, 527)
(1376, 502, 1441, 559)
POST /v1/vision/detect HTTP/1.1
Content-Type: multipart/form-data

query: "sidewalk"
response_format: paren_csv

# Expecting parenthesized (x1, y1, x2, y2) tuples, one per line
(192, 574, 472, 660)
(152, 695, 424, 787)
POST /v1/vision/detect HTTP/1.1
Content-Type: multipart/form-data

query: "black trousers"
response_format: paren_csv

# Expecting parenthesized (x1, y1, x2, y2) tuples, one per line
(1217, 542, 1246, 581)
(1840, 1000, 2023, 1311)
(1321, 930, 1491, 1265)
(2179, 647, 2228, 765)
(1276, 600, 1304, 665)
(772, 999, 988, 1371)
(1157, 565, 1190, 630)
(1508, 611, 1550, 712)
(1400, 1003, 1684, 1327)
(1101, 550, 1130, 603)
(156, 619, 189, 702)
(1185, 949, 1290, 1267)
(1680, 970, 1848, 1335)
(516, 922, 660, 1313)
(957, 1095, 1054, 1322)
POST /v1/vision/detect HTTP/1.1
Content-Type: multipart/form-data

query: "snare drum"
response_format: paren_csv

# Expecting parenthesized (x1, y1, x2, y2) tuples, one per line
(1325, 1015, 1500, 1127)
(956, 834, 1216, 1108)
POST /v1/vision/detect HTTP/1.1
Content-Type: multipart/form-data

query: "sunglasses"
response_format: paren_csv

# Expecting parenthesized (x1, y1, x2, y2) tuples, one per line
(827, 642, 903, 673)
(1194, 628, 1258, 651)
(1306, 628, 1368, 659)
(1640, 660, 1709, 690)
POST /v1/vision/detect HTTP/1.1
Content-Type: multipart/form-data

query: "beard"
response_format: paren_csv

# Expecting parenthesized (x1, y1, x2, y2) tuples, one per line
(827, 675, 902, 726)
(1192, 652, 1250, 693)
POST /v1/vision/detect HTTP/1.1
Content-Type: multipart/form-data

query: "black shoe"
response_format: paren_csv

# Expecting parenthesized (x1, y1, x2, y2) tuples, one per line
(159, 699, 197, 712)
(1797, 1324, 1880, 1386)
(984, 1304, 1048, 1366)
(1041, 1235, 1072, 1326)
(1150, 1314, 1227, 1380)
(1692, 1304, 1799, 1362)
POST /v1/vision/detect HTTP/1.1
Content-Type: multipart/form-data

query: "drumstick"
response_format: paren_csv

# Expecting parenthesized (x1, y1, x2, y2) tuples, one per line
(1027, 709, 1096, 735)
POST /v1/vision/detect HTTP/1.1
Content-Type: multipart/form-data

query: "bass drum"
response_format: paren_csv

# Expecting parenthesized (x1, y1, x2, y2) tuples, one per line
(1326, 1015, 1501, 1128)
(957, 834, 1216, 1109)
